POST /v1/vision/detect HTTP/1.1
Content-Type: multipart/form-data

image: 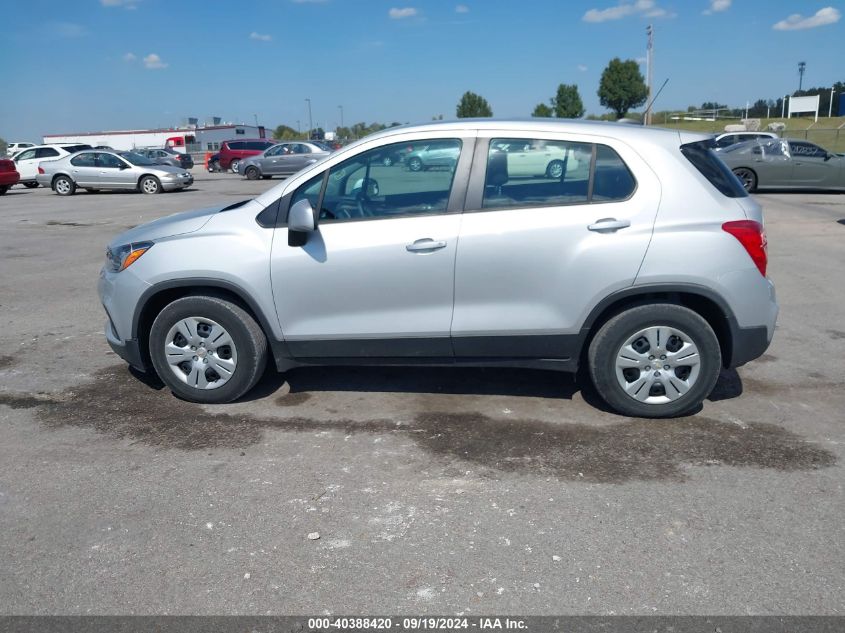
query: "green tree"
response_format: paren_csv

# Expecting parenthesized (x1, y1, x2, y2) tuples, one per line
(532, 103, 553, 117)
(597, 58, 648, 119)
(456, 91, 493, 118)
(273, 124, 301, 140)
(552, 83, 585, 118)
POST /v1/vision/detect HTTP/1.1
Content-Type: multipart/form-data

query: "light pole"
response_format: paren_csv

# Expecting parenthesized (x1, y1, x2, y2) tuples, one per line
(253, 113, 258, 127)
(338, 105, 344, 133)
(782, 95, 787, 118)
(798, 61, 806, 92)
(305, 98, 313, 140)
(830, 87, 835, 118)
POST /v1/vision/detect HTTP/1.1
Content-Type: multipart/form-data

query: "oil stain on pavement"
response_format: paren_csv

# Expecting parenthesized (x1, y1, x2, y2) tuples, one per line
(0, 365, 835, 483)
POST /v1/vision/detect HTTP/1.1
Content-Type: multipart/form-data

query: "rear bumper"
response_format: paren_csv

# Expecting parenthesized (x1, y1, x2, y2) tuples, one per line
(0, 174, 19, 186)
(727, 324, 771, 368)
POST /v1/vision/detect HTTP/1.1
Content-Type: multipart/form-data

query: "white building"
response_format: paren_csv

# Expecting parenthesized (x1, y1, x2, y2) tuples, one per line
(43, 124, 268, 154)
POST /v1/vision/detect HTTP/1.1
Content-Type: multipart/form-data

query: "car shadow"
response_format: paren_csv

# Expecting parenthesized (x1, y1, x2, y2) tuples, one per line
(838, 219, 845, 225)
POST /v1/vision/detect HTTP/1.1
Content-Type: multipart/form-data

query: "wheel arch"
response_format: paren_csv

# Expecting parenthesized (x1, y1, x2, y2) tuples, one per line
(136, 173, 162, 189)
(132, 279, 290, 373)
(579, 284, 738, 369)
(51, 172, 74, 188)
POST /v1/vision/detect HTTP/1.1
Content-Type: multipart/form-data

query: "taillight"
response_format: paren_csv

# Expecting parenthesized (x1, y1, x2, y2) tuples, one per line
(722, 220, 767, 277)
(38, 166, 45, 174)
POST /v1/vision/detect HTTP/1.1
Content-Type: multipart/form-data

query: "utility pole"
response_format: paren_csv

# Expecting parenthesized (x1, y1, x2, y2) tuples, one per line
(305, 98, 313, 140)
(830, 87, 835, 117)
(645, 24, 654, 125)
(782, 95, 787, 118)
(798, 61, 806, 92)
(253, 113, 258, 127)
(338, 105, 344, 130)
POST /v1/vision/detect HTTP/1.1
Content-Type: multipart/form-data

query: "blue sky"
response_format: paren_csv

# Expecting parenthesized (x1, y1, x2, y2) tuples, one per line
(1, 0, 842, 141)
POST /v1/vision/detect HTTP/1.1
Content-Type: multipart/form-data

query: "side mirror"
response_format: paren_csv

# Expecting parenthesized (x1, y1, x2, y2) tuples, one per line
(119, 163, 129, 170)
(824, 152, 834, 162)
(288, 198, 317, 233)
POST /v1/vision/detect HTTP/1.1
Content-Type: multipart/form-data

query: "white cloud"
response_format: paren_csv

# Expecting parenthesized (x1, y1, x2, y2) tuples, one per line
(101, 0, 139, 8)
(249, 32, 272, 41)
(52, 22, 88, 38)
(455, 4, 469, 13)
(703, 0, 731, 14)
(583, 0, 673, 22)
(577, 64, 588, 72)
(143, 53, 168, 69)
(123, 52, 137, 62)
(773, 7, 840, 31)
(389, 7, 418, 19)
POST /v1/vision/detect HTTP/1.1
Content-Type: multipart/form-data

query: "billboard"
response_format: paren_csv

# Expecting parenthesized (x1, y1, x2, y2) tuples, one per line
(788, 95, 821, 122)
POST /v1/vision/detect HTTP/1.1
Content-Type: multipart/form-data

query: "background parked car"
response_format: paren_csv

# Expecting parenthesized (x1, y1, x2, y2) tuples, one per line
(0, 158, 20, 194)
(237, 142, 331, 180)
(404, 140, 462, 172)
(37, 150, 193, 196)
(718, 137, 845, 192)
(6, 142, 35, 157)
(713, 131, 777, 150)
(13, 143, 93, 187)
(216, 139, 276, 172)
(135, 148, 194, 169)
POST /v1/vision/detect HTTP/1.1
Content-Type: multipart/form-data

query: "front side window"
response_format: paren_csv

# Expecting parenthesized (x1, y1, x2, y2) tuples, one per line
(98, 153, 125, 169)
(290, 173, 324, 212)
(482, 138, 592, 209)
(318, 139, 462, 222)
(266, 145, 284, 157)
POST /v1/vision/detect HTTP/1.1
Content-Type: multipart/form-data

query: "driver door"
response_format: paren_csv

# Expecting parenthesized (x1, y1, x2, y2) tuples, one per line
(269, 137, 473, 359)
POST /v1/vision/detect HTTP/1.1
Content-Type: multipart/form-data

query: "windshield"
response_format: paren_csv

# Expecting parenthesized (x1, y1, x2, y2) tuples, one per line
(119, 151, 157, 166)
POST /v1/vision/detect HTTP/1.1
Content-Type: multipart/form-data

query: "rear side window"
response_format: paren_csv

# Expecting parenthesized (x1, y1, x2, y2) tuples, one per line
(481, 139, 635, 210)
(681, 140, 748, 198)
(35, 148, 60, 158)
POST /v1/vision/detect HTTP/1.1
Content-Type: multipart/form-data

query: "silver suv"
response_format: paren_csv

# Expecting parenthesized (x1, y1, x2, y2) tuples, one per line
(98, 120, 777, 418)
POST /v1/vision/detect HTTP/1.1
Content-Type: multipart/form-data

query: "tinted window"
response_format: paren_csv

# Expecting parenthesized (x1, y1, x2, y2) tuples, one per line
(63, 144, 92, 153)
(292, 144, 310, 154)
(248, 141, 273, 151)
(592, 144, 636, 202)
(35, 148, 60, 158)
(789, 141, 826, 158)
(319, 139, 462, 222)
(681, 140, 747, 198)
(227, 142, 244, 151)
(98, 153, 125, 169)
(70, 153, 96, 167)
(482, 138, 592, 209)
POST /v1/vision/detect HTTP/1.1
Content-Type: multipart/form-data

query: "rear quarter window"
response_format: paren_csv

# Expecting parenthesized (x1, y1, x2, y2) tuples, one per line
(681, 140, 748, 198)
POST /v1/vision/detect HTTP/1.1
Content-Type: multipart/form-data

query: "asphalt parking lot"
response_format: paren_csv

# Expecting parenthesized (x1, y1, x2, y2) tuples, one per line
(0, 172, 843, 615)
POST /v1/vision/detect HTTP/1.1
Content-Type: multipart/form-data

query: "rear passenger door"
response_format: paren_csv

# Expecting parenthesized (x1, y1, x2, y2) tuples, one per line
(451, 135, 661, 361)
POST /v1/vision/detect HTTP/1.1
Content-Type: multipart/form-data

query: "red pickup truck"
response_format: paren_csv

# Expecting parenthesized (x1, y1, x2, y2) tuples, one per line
(0, 158, 20, 194)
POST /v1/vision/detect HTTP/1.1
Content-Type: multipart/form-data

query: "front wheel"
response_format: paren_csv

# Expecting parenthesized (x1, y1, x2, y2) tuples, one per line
(732, 167, 757, 193)
(148, 295, 268, 404)
(382, 155, 394, 167)
(139, 176, 161, 194)
(407, 156, 423, 172)
(54, 176, 76, 196)
(245, 166, 260, 180)
(546, 159, 565, 179)
(587, 304, 721, 418)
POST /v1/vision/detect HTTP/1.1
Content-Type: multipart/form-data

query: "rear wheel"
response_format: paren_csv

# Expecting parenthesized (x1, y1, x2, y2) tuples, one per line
(139, 175, 161, 194)
(54, 176, 76, 196)
(588, 304, 721, 418)
(407, 156, 423, 172)
(732, 167, 757, 193)
(23, 182, 39, 189)
(148, 295, 268, 404)
(245, 166, 260, 180)
(230, 159, 240, 173)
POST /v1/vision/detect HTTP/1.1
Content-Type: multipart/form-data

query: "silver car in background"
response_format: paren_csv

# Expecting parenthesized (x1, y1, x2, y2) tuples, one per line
(237, 141, 331, 180)
(37, 150, 194, 195)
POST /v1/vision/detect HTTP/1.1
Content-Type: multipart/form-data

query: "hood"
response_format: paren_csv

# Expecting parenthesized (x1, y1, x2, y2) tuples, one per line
(110, 204, 225, 246)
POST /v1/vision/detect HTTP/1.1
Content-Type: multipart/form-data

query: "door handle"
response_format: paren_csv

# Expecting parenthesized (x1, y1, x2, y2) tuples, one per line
(406, 238, 447, 252)
(588, 218, 631, 232)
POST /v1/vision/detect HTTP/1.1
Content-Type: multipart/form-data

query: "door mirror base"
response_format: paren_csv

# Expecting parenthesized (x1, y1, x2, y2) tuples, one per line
(288, 230, 308, 247)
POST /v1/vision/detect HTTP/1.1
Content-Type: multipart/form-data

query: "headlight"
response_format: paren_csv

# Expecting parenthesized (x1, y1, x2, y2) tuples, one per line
(106, 241, 153, 273)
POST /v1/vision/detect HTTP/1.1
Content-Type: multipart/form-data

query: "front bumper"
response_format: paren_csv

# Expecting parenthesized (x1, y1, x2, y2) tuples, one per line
(98, 266, 152, 370)
(160, 175, 194, 190)
(104, 320, 145, 370)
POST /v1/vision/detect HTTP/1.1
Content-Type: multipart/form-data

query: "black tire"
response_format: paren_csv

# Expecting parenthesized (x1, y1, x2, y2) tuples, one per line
(148, 295, 268, 404)
(54, 176, 76, 196)
(732, 167, 757, 193)
(382, 155, 394, 167)
(245, 166, 260, 180)
(0, 185, 8, 195)
(139, 175, 162, 194)
(546, 159, 565, 179)
(407, 156, 423, 172)
(208, 160, 220, 173)
(587, 304, 721, 418)
(23, 182, 39, 189)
